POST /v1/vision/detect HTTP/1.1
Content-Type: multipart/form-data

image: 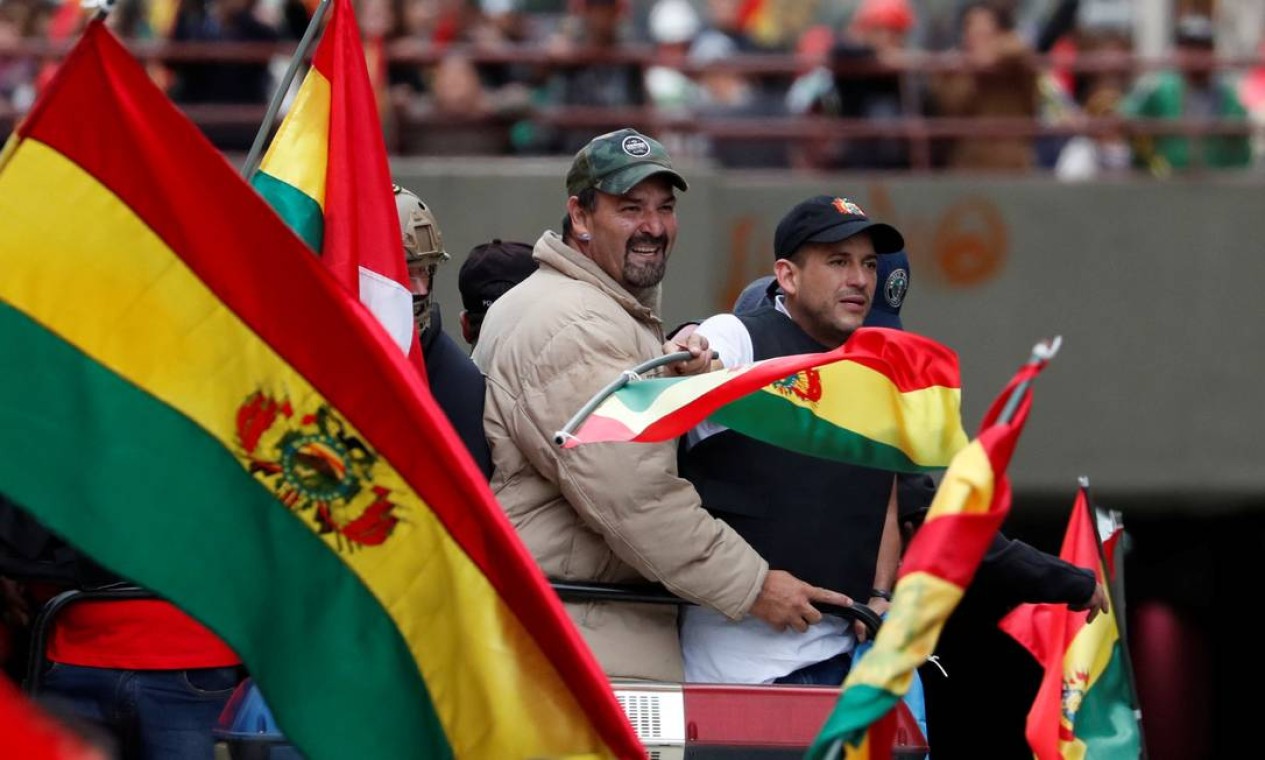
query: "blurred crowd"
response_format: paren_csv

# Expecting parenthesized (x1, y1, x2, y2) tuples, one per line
(3, 0, 1265, 176)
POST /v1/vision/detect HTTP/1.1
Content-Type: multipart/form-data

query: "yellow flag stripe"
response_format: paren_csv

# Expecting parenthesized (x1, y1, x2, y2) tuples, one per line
(847, 571, 963, 694)
(922, 440, 995, 522)
(257, 67, 331, 209)
(757, 361, 966, 462)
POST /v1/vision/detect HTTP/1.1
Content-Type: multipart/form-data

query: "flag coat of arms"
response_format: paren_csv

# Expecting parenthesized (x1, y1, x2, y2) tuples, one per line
(0, 21, 642, 760)
(999, 490, 1143, 760)
(806, 351, 1051, 760)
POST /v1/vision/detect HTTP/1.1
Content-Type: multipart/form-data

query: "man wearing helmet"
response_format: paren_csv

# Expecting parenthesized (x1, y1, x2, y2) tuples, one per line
(394, 185, 492, 479)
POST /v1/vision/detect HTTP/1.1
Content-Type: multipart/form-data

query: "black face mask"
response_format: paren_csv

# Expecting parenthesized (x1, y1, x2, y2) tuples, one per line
(412, 293, 432, 335)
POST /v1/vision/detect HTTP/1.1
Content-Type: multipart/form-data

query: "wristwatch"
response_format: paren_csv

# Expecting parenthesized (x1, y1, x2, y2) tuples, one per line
(870, 588, 893, 602)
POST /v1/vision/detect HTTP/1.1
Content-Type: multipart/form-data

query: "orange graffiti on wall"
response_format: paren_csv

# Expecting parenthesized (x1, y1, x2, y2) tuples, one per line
(931, 198, 1008, 286)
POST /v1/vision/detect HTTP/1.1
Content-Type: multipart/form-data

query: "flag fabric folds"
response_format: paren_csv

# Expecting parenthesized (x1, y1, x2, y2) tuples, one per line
(805, 352, 1051, 760)
(250, 0, 419, 365)
(0, 21, 641, 760)
(565, 327, 968, 473)
(999, 489, 1143, 760)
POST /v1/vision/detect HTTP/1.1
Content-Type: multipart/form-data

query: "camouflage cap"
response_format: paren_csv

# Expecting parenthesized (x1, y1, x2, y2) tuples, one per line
(565, 128, 689, 197)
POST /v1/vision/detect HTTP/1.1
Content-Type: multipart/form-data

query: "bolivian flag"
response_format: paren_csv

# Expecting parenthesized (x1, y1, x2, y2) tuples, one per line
(806, 352, 1051, 760)
(250, 0, 419, 367)
(0, 21, 641, 760)
(999, 489, 1143, 759)
(565, 327, 967, 473)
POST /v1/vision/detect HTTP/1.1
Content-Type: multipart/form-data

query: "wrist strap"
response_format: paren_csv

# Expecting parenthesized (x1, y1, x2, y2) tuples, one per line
(870, 588, 893, 601)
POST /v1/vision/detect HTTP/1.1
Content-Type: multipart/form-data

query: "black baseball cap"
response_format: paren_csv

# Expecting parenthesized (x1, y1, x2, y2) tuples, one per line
(773, 195, 904, 260)
(458, 239, 537, 315)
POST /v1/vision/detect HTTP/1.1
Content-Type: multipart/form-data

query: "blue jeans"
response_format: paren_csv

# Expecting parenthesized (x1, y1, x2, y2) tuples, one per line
(38, 663, 242, 760)
(773, 651, 852, 686)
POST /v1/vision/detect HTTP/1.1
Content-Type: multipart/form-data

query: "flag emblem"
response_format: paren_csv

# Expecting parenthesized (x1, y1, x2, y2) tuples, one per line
(771, 368, 823, 404)
(236, 392, 401, 549)
(1060, 669, 1090, 739)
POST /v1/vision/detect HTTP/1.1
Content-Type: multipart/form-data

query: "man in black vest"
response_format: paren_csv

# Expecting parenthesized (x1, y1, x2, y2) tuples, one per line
(679, 195, 905, 685)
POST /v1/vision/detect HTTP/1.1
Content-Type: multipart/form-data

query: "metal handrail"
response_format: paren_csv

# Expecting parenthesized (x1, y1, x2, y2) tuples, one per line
(550, 579, 884, 637)
(23, 584, 156, 695)
(1, 39, 1263, 74)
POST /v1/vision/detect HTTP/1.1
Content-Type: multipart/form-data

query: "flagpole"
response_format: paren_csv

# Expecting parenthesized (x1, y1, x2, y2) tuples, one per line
(552, 351, 712, 446)
(240, 0, 332, 180)
(89, 0, 117, 21)
(997, 336, 1061, 424)
(1079, 475, 1149, 760)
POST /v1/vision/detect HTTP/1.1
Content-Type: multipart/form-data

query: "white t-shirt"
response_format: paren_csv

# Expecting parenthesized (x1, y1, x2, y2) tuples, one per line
(680, 303, 855, 684)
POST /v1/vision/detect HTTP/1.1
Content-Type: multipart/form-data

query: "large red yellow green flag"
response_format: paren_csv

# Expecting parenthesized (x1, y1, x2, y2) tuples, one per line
(0, 21, 642, 760)
(250, 0, 422, 372)
(806, 350, 1051, 760)
(999, 489, 1143, 760)
(563, 328, 967, 473)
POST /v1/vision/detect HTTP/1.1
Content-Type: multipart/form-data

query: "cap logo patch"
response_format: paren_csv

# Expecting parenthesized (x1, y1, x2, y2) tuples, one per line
(622, 135, 651, 157)
(832, 197, 865, 217)
(884, 267, 909, 309)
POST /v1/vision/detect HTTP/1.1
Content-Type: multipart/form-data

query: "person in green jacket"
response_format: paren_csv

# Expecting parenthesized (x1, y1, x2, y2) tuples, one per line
(1120, 13, 1253, 173)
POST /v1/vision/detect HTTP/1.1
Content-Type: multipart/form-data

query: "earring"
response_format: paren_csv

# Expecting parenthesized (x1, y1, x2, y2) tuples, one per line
(578, 232, 591, 241)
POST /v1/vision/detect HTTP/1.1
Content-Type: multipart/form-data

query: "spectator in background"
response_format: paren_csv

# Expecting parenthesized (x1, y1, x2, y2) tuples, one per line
(1054, 85, 1132, 181)
(690, 0, 759, 57)
(0, 1, 40, 128)
(645, 0, 702, 114)
(457, 239, 537, 348)
(1120, 13, 1252, 174)
(377, 0, 530, 155)
(690, 23, 791, 168)
(930, 1, 1038, 171)
(533, 0, 647, 155)
(787, 0, 918, 170)
(168, 0, 279, 150)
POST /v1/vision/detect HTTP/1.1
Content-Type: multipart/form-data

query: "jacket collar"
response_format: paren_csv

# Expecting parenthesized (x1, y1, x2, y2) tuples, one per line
(533, 230, 663, 326)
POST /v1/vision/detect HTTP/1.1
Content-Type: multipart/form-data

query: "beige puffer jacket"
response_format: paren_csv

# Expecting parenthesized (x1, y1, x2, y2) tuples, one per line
(472, 231, 768, 682)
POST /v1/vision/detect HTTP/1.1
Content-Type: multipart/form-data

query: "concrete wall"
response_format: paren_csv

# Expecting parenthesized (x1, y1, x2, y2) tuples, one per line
(394, 158, 1265, 505)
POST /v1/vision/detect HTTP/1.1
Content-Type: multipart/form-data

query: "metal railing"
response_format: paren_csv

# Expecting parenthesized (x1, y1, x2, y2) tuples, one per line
(2, 39, 1260, 170)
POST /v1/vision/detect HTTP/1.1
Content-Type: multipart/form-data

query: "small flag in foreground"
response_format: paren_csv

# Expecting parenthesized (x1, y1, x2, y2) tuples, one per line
(999, 488, 1143, 760)
(0, 21, 641, 760)
(806, 348, 1052, 760)
(564, 328, 968, 473)
(251, 0, 420, 368)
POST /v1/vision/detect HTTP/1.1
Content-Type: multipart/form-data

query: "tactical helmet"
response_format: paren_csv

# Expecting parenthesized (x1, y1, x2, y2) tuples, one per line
(394, 184, 448, 337)
(394, 184, 449, 267)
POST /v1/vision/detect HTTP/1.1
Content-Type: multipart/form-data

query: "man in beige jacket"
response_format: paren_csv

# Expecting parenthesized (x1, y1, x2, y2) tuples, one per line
(472, 128, 852, 681)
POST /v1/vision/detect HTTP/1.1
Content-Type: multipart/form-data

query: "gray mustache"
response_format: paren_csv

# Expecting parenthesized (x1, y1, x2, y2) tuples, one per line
(627, 235, 668, 250)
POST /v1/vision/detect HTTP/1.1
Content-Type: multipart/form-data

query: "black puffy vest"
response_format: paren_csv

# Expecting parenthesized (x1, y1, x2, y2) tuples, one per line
(679, 308, 892, 601)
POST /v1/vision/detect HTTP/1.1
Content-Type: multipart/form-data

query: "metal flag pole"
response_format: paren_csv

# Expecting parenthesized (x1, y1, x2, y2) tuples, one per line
(240, 0, 332, 180)
(1079, 475, 1149, 760)
(552, 350, 703, 446)
(997, 335, 1061, 425)
(86, 0, 117, 22)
